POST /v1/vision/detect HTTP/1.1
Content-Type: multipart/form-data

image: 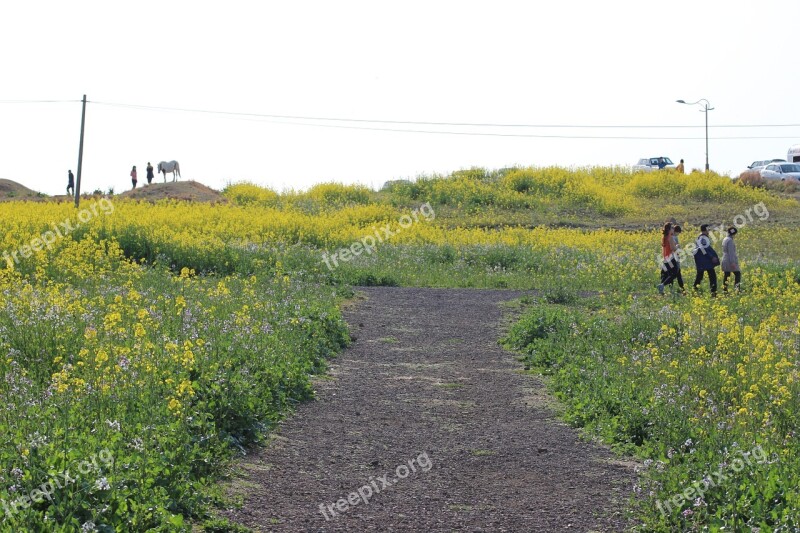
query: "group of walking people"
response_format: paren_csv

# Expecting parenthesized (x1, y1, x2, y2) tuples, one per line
(130, 163, 156, 189)
(657, 222, 741, 296)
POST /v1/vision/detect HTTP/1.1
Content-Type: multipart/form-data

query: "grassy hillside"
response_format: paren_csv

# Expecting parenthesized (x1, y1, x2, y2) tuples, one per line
(0, 166, 798, 531)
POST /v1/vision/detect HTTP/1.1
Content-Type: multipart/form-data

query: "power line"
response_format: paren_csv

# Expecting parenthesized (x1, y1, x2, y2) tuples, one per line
(88, 102, 800, 140)
(0, 99, 79, 104)
(229, 116, 800, 140)
(91, 100, 800, 130)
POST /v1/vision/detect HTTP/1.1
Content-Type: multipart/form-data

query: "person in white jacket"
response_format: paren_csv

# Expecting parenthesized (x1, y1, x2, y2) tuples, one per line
(721, 227, 741, 292)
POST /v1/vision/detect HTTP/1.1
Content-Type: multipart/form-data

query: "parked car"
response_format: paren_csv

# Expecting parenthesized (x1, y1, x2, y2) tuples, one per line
(633, 157, 675, 172)
(748, 159, 786, 170)
(760, 162, 800, 181)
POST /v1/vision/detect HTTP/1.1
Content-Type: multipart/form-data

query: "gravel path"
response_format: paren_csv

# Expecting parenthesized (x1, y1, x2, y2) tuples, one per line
(223, 287, 635, 532)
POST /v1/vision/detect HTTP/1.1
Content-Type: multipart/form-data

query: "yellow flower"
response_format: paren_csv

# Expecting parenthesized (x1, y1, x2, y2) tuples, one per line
(95, 350, 109, 366)
(174, 295, 187, 315)
(103, 312, 122, 331)
(177, 379, 195, 397)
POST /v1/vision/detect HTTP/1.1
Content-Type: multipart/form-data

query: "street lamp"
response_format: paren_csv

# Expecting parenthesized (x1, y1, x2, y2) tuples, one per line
(676, 99, 714, 172)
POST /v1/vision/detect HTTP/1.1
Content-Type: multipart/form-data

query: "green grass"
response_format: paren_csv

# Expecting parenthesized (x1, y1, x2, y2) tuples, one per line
(502, 284, 800, 530)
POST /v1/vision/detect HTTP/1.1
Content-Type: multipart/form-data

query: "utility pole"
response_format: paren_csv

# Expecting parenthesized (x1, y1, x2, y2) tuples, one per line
(75, 94, 86, 207)
(676, 98, 714, 173)
(704, 104, 709, 172)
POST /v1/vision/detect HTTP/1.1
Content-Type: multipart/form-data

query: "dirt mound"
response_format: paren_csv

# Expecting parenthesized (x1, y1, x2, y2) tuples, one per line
(117, 181, 225, 203)
(0, 179, 43, 201)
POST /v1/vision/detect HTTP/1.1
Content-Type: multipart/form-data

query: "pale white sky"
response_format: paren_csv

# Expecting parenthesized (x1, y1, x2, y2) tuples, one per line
(2, 0, 799, 196)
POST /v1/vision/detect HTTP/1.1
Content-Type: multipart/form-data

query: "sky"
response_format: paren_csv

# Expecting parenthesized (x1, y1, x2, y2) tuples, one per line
(2, 0, 799, 196)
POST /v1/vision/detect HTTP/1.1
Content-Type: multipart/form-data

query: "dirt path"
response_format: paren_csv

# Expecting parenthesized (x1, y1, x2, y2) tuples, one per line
(223, 287, 635, 532)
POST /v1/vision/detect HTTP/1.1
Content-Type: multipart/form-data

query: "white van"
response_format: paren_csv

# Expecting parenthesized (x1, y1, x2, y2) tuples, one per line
(789, 144, 800, 163)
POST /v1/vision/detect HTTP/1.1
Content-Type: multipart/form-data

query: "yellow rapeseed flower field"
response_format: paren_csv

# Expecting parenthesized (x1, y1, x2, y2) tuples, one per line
(0, 166, 798, 529)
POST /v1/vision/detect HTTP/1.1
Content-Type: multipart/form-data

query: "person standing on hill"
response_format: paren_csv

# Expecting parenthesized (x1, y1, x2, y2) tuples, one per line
(67, 170, 75, 195)
(146, 162, 154, 185)
(130, 165, 138, 189)
(676, 159, 685, 174)
(693, 224, 719, 296)
(721, 227, 741, 292)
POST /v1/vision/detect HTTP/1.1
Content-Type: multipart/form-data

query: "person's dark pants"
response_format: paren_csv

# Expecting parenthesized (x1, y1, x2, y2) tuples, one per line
(674, 265, 685, 290)
(694, 268, 717, 295)
(661, 261, 677, 286)
(660, 261, 685, 291)
(723, 271, 741, 292)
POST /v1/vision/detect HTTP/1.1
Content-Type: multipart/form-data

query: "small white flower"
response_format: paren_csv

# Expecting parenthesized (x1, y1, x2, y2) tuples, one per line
(105, 419, 121, 432)
(94, 477, 110, 491)
(81, 521, 97, 532)
(694, 497, 706, 507)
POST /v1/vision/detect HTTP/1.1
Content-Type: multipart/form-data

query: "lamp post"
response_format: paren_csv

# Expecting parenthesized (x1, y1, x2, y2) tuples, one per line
(676, 99, 714, 172)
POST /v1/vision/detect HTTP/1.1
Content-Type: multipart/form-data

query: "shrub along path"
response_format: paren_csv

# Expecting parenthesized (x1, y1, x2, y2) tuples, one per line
(223, 287, 634, 531)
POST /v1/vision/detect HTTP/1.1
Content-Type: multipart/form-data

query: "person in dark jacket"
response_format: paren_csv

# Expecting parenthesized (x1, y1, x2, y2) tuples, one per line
(146, 162, 155, 185)
(693, 224, 719, 295)
(67, 170, 75, 195)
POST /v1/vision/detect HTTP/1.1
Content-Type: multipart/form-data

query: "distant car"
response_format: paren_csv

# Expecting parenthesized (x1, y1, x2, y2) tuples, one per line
(748, 159, 786, 170)
(633, 157, 675, 172)
(760, 162, 800, 181)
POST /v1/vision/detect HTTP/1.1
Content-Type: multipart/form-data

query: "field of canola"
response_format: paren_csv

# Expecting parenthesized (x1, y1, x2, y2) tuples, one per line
(1, 166, 798, 531)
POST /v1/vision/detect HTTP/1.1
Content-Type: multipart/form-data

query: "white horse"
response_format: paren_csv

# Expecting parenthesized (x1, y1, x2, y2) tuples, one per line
(157, 160, 181, 182)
